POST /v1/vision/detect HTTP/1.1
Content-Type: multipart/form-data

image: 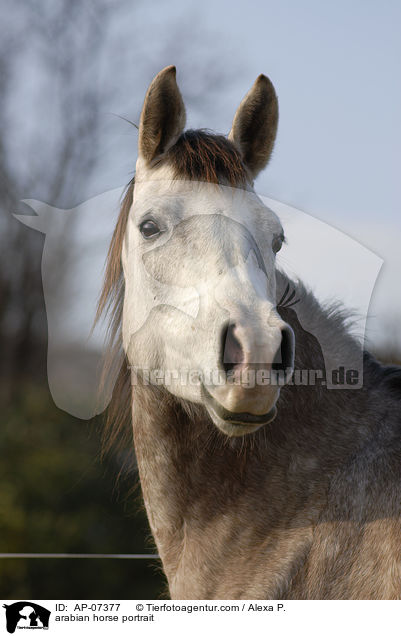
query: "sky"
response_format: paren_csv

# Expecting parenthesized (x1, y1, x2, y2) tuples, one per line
(12, 0, 401, 352)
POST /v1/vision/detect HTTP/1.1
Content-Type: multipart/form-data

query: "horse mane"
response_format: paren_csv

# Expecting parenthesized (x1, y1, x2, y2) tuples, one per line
(96, 177, 134, 467)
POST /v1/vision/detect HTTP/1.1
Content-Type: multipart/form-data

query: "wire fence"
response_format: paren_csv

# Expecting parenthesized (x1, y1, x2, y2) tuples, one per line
(0, 553, 160, 559)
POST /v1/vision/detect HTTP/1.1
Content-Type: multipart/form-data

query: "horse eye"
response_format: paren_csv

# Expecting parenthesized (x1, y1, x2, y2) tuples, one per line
(139, 219, 161, 239)
(272, 234, 284, 254)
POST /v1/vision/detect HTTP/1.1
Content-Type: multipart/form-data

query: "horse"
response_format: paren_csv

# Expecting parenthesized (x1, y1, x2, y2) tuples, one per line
(98, 66, 401, 599)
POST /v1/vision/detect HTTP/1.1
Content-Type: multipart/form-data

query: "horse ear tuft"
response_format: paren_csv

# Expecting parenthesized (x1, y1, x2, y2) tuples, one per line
(138, 65, 186, 165)
(228, 74, 278, 179)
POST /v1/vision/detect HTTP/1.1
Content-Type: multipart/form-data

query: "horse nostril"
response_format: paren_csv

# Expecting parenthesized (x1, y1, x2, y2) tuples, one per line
(221, 324, 244, 373)
(273, 325, 295, 372)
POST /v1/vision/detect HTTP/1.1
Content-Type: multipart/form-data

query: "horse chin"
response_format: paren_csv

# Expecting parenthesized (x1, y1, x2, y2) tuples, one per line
(201, 384, 278, 437)
(210, 411, 277, 437)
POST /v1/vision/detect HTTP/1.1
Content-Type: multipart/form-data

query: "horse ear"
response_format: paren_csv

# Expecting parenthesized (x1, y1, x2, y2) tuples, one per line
(228, 74, 278, 179)
(138, 65, 186, 166)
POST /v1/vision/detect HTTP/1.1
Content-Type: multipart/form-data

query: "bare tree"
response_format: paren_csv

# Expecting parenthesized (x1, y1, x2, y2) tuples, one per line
(0, 1, 118, 391)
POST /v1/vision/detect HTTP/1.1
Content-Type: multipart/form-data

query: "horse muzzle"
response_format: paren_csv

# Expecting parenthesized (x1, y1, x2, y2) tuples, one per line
(201, 320, 294, 436)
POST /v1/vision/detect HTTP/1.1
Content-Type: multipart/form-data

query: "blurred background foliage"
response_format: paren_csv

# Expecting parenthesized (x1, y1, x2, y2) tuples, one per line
(1, 0, 399, 600)
(0, 384, 165, 599)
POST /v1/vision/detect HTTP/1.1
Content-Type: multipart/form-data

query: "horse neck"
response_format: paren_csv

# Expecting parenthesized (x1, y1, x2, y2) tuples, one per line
(131, 360, 375, 584)
(132, 384, 212, 574)
(130, 277, 381, 586)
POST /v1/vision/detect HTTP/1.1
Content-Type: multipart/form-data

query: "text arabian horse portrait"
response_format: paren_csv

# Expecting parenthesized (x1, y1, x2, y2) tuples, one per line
(98, 66, 401, 599)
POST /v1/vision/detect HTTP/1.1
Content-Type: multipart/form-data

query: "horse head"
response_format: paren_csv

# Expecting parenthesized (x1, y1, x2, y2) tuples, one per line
(122, 66, 295, 436)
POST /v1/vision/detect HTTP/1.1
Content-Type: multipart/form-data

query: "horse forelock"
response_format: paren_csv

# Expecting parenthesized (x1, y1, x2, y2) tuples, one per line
(166, 130, 249, 186)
